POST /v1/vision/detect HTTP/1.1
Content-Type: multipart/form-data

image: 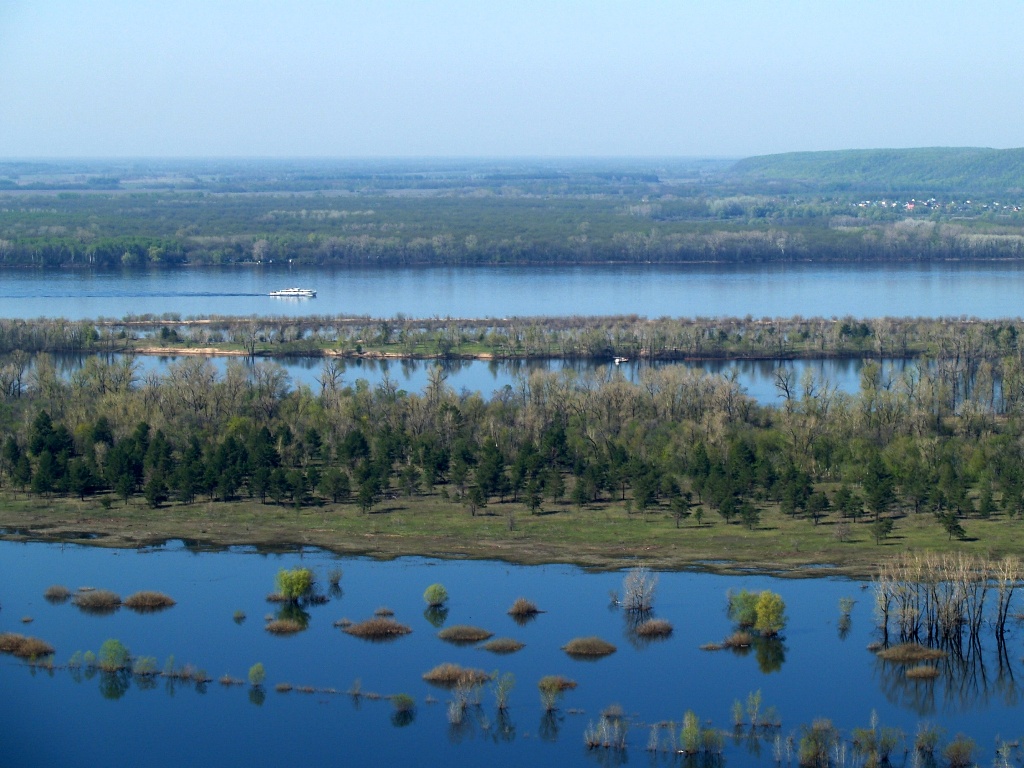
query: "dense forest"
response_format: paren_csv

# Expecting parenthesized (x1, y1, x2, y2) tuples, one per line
(2, 344, 1023, 547)
(2, 153, 1024, 267)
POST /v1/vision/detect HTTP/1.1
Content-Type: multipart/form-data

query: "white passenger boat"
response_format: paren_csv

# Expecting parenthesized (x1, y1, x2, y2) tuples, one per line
(269, 287, 317, 298)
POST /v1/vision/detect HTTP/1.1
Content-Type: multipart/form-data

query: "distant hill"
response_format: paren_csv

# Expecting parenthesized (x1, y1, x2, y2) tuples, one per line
(727, 147, 1024, 196)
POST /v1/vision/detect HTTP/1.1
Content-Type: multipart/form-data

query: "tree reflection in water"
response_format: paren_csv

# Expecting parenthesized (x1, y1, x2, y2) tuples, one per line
(874, 638, 1019, 716)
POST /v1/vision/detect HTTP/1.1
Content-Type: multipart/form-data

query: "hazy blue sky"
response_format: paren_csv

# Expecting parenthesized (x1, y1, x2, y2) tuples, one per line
(2, 1, 1022, 158)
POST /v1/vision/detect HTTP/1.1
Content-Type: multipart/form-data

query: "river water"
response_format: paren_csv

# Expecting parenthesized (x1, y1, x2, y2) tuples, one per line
(3, 262, 1024, 319)
(0, 540, 1020, 768)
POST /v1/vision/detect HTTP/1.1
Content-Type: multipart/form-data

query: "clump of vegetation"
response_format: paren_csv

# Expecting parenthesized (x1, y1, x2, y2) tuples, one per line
(327, 568, 343, 587)
(538, 674, 576, 711)
(635, 618, 673, 637)
(699, 642, 724, 651)
(132, 656, 158, 677)
(728, 589, 787, 637)
(333, 618, 352, 628)
(905, 665, 941, 680)
(72, 589, 122, 614)
(943, 734, 976, 768)
(850, 710, 903, 766)
(0, 632, 55, 659)
(562, 636, 617, 658)
(422, 663, 491, 688)
(275, 682, 293, 693)
(123, 591, 176, 612)
(423, 583, 448, 608)
(44, 585, 71, 603)
(620, 565, 657, 612)
(507, 597, 541, 619)
(722, 630, 754, 648)
(875, 643, 947, 663)
(437, 625, 493, 644)
(273, 567, 314, 603)
(481, 638, 525, 654)
(374, 606, 394, 617)
(219, 674, 244, 686)
(265, 618, 305, 634)
(391, 693, 415, 713)
(914, 723, 944, 755)
(248, 662, 266, 688)
(343, 617, 412, 640)
(98, 638, 130, 671)
(798, 719, 839, 768)
(492, 672, 515, 710)
(233, 610, 246, 624)
(20, 616, 32, 624)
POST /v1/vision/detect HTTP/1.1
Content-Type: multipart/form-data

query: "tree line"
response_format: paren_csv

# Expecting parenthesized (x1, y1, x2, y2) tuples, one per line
(3, 352, 1024, 546)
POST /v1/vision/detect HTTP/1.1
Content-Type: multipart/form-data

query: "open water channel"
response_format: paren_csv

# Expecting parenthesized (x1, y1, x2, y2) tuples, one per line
(3, 261, 1024, 320)
(1, 540, 1021, 767)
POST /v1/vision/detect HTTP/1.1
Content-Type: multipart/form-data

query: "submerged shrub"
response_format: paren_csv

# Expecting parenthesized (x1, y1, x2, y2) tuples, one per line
(722, 631, 754, 648)
(423, 583, 449, 608)
(265, 619, 305, 634)
(943, 734, 975, 768)
(123, 591, 176, 612)
(438, 625, 493, 644)
(274, 567, 314, 603)
(635, 618, 673, 637)
(621, 565, 657, 612)
(538, 674, 576, 711)
(0, 633, 55, 659)
(798, 719, 839, 768)
(72, 589, 122, 614)
(905, 665, 941, 680)
(132, 656, 158, 677)
(876, 643, 947, 663)
(507, 597, 540, 617)
(248, 662, 266, 687)
(391, 693, 415, 713)
(343, 617, 412, 640)
(44, 585, 71, 603)
(482, 638, 525, 654)
(562, 636, 617, 657)
(422, 663, 491, 688)
(914, 722, 944, 754)
(98, 638, 130, 671)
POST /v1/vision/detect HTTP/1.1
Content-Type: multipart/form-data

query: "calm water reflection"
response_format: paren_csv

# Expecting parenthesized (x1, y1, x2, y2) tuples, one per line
(4, 262, 1024, 319)
(42, 352, 896, 405)
(0, 541, 1021, 767)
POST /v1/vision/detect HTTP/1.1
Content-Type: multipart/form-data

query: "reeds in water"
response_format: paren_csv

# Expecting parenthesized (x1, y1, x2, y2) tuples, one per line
(123, 591, 176, 612)
(438, 625, 493, 644)
(265, 619, 305, 634)
(422, 663, 491, 688)
(562, 636, 617, 658)
(72, 589, 121, 614)
(44, 585, 71, 603)
(481, 638, 525, 654)
(635, 618, 673, 637)
(0, 632, 55, 659)
(343, 617, 412, 640)
(875, 643, 947, 663)
(508, 597, 541, 618)
(905, 664, 941, 680)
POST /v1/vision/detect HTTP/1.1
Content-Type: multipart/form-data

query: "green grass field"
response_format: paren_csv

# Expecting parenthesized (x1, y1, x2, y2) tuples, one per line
(3, 489, 1021, 577)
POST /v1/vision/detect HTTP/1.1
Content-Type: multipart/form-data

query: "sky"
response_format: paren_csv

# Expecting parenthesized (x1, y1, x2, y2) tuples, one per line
(1, 0, 1022, 159)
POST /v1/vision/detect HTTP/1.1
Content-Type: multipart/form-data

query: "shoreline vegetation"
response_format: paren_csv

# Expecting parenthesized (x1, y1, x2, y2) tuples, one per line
(3, 312, 1024, 363)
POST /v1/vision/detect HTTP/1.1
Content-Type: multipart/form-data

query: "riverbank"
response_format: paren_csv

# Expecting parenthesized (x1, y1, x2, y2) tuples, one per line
(3, 491, 1020, 579)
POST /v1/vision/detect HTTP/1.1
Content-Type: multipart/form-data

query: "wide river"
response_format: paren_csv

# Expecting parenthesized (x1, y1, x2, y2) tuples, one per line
(1, 540, 1020, 767)
(3, 262, 1024, 319)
